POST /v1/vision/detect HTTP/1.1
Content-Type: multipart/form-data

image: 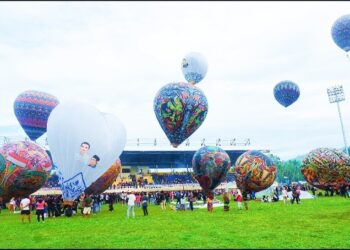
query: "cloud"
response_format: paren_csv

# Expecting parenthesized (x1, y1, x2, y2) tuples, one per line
(1, 2, 350, 160)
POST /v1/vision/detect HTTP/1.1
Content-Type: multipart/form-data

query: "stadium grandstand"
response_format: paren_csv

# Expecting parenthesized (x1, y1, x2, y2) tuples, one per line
(0, 136, 269, 193)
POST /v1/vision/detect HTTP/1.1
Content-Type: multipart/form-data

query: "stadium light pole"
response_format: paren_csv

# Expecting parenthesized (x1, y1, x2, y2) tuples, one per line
(327, 85, 349, 155)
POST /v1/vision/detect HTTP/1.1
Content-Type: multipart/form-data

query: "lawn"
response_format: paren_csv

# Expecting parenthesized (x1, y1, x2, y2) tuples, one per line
(0, 196, 349, 249)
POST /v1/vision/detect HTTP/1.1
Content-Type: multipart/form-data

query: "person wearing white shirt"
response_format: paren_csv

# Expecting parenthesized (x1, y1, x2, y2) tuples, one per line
(20, 196, 31, 223)
(126, 192, 136, 219)
(282, 186, 289, 205)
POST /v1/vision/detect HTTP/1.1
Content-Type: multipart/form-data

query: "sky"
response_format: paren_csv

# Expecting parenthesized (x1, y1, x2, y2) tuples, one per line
(0, 1, 350, 160)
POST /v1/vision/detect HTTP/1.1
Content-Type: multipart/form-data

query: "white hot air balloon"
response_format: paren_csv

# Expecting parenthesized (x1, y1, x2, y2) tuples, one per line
(181, 52, 208, 85)
(47, 101, 126, 202)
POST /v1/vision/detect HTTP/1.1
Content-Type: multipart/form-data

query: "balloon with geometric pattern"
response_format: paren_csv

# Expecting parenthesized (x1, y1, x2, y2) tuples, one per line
(331, 14, 350, 54)
(234, 150, 277, 192)
(154, 82, 208, 148)
(14, 90, 59, 141)
(0, 141, 52, 202)
(273, 80, 300, 108)
(192, 146, 231, 194)
(181, 52, 208, 85)
(301, 148, 350, 190)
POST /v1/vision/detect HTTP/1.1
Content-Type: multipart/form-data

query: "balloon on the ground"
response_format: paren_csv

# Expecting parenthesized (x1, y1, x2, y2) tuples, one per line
(154, 82, 208, 148)
(0, 141, 52, 202)
(234, 150, 276, 192)
(85, 159, 121, 195)
(14, 90, 59, 141)
(301, 148, 350, 190)
(273, 81, 300, 107)
(181, 52, 208, 84)
(331, 14, 350, 53)
(47, 101, 126, 202)
(192, 146, 231, 193)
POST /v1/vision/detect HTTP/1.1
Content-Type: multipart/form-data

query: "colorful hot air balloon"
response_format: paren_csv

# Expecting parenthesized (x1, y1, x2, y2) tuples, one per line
(85, 159, 121, 195)
(181, 52, 208, 84)
(234, 150, 276, 192)
(154, 82, 208, 148)
(47, 101, 126, 204)
(192, 146, 231, 195)
(301, 148, 350, 190)
(14, 90, 59, 141)
(273, 81, 300, 107)
(331, 14, 350, 54)
(0, 141, 52, 202)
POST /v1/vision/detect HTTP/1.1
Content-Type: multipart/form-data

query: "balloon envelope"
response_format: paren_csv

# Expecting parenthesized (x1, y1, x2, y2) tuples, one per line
(47, 101, 126, 202)
(181, 52, 208, 84)
(0, 141, 52, 202)
(273, 81, 300, 107)
(14, 90, 59, 141)
(234, 150, 276, 192)
(85, 159, 121, 195)
(154, 82, 208, 147)
(192, 146, 231, 193)
(301, 148, 350, 190)
(331, 14, 350, 52)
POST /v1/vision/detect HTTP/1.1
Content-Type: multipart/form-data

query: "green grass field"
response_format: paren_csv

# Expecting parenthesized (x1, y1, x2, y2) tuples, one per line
(0, 196, 349, 249)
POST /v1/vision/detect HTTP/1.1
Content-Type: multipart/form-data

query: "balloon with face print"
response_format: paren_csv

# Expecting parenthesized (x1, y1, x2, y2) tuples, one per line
(154, 82, 208, 148)
(46, 101, 126, 203)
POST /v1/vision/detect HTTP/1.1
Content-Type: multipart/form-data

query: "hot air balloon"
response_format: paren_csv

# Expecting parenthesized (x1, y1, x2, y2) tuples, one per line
(234, 150, 276, 193)
(46, 101, 126, 204)
(14, 90, 59, 141)
(0, 141, 52, 202)
(331, 14, 350, 56)
(181, 52, 208, 84)
(301, 148, 350, 190)
(85, 159, 121, 195)
(154, 82, 208, 147)
(273, 80, 300, 107)
(192, 146, 231, 197)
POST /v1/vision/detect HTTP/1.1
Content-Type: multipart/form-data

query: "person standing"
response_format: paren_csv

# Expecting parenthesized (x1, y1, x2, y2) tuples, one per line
(223, 192, 230, 211)
(141, 193, 148, 216)
(126, 192, 136, 219)
(160, 191, 166, 210)
(35, 197, 46, 223)
(207, 194, 213, 212)
(0, 196, 3, 214)
(235, 189, 243, 210)
(188, 192, 195, 211)
(282, 186, 289, 205)
(20, 196, 31, 223)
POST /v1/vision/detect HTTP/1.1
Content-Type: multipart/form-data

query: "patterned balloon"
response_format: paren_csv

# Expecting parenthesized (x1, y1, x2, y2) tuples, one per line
(273, 80, 300, 107)
(192, 146, 231, 193)
(14, 90, 59, 141)
(85, 159, 121, 195)
(234, 150, 276, 192)
(154, 82, 208, 147)
(301, 148, 350, 190)
(331, 14, 350, 53)
(0, 141, 52, 202)
(181, 52, 208, 84)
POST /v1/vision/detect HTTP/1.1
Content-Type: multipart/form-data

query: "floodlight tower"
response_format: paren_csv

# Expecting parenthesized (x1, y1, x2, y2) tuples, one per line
(327, 85, 349, 155)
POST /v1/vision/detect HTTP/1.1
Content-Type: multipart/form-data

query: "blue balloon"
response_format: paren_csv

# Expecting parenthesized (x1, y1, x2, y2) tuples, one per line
(331, 14, 350, 52)
(181, 52, 208, 84)
(273, 81, 300, 108)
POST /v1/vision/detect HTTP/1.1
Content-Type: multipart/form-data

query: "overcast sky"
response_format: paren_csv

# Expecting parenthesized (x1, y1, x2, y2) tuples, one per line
(0, 1, 350, 160)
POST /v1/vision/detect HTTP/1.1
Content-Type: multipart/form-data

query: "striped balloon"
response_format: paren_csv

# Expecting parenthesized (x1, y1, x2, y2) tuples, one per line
(14, 90, 59, 141)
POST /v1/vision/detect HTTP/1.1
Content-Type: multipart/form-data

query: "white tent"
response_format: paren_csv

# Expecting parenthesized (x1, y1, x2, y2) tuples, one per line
(254, 181, 279, 198)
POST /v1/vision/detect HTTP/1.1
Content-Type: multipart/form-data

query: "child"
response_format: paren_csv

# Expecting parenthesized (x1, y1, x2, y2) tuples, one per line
(235, 189, 243, 210)
(207, 193, 213, 212)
